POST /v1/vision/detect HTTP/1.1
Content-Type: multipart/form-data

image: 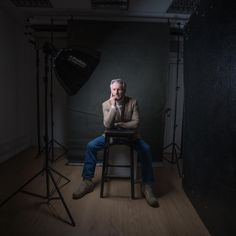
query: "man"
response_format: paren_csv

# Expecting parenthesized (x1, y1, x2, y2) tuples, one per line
(73, 78, 159, 207)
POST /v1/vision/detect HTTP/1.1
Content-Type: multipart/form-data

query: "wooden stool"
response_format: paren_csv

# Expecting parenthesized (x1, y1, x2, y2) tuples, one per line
(100, 129, 136, 199)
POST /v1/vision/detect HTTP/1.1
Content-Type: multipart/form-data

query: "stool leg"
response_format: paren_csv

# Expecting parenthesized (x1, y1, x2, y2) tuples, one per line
(100, 147, 108, 198)
(130, 147, 135, 199)
(104, 147, 110, 180)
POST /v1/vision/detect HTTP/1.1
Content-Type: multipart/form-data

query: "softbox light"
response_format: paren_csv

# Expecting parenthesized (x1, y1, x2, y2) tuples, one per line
(43, 42, 101, 95)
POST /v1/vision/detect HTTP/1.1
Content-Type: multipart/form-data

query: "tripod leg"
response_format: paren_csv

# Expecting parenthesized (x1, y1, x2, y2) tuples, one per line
(47, 140, 52, 152)
(54, 152, 67, 162)
(48, 168, 70, 198)
(163, 142, 173, 151)
(174, 147, 182, 178)
(48, 170, 75, 226)
(175, 143, 181, 152)
(47, 139, 67, 162)
(50, 167, 71, 183)
(54, 139, 68, 161)
(0, 169, 45, 207)
(54, 139, 68, 151)
(171, 143, 176, 163)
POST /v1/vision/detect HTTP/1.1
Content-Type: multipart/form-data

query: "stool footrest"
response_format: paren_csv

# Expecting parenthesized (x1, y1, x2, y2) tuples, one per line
(105, 175, 131, 179)
(107, 164, 131, 168)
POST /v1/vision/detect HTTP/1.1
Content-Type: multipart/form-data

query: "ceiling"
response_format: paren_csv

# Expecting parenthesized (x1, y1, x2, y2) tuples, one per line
(0, 0, 192, 25)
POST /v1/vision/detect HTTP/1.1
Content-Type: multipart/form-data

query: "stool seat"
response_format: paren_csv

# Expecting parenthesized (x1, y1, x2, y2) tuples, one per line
(100, 128, 136, 199)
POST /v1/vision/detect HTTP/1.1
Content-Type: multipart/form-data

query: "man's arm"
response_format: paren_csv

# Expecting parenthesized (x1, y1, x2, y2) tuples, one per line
(116, 100, 140, 129)
(102, 102, 117, 128)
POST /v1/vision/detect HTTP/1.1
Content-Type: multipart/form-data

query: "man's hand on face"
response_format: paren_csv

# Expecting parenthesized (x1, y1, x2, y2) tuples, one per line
(110, 93, 117, 106)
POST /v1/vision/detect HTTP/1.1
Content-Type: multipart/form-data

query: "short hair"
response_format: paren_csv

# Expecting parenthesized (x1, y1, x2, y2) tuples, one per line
(110, 78, 127, 91)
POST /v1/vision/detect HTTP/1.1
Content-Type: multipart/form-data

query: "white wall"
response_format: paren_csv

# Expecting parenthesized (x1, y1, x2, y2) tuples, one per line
(0, 9, 35, 163)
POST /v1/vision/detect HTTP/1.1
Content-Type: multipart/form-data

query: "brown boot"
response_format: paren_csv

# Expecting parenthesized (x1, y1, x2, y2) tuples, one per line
(142, 184, 159, 208)
(72, 179, 94, 199)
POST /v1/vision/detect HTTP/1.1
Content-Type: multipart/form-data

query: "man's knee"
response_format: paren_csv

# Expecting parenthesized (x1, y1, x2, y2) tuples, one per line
(86, 141, 95, 151)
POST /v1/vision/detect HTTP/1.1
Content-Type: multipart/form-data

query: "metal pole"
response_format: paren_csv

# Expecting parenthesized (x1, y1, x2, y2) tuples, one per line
(36, 48, 41, 156)
(171, 22, 181, 163)
(50, 18, 55, 161)
(44, 52, 50, 196)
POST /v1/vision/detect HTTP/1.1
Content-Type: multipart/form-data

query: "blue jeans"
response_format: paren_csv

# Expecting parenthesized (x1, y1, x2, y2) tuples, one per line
(82, 135, 154, 183)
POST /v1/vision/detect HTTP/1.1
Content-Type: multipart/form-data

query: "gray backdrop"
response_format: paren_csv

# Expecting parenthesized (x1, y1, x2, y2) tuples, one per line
(66, 21, 169, 162)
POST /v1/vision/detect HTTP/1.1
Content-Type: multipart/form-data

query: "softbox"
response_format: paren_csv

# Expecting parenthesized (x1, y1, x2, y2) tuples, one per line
(54, 48, 101, 95)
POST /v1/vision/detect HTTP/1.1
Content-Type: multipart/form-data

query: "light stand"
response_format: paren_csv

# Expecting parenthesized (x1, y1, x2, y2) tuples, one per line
(47, 19, 67, 162)
(25, 22, 42, 158)
(36, 47, 41, 156)
(27, 39, 41, 158)
(163, 23, 182, 177)
(0, 48, 75, 227)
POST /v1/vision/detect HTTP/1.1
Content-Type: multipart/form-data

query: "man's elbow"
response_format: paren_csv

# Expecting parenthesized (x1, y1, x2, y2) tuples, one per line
(103, 121, 112, 128)
(131, 120, 139, 129)
(133, 122, 139, 129)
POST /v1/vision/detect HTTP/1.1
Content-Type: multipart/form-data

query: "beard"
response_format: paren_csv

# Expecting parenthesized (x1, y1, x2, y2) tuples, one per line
(116, 94, 124, 100)
(116, 95, 125, 104)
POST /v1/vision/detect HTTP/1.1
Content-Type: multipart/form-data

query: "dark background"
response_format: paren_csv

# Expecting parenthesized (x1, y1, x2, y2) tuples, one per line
(66, 21, 169, 163)
(183, 0, 236, 235)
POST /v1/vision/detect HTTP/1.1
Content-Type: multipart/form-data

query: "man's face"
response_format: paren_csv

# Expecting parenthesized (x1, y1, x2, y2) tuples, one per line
(110, 82, 125, 100)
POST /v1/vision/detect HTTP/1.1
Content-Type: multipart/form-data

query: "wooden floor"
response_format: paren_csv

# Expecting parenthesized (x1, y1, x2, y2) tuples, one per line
(0, 148, 210, 236)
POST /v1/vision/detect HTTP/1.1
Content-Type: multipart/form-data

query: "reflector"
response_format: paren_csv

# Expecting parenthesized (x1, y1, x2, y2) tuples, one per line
(43, 42, 101, 95)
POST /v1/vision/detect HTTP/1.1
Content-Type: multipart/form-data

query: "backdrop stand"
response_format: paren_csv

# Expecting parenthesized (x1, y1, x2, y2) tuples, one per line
(163, 23, 182, 177)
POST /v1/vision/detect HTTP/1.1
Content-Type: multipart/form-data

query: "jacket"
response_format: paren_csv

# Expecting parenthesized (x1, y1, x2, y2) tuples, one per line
(102, 96, 140, 138)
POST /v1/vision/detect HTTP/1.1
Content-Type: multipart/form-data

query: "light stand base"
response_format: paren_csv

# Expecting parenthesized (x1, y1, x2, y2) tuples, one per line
(0, 166, 75, 226)
(37, 140, 68, 162)
(48, 139, 68, 162)
(163, 142, 182, 177)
